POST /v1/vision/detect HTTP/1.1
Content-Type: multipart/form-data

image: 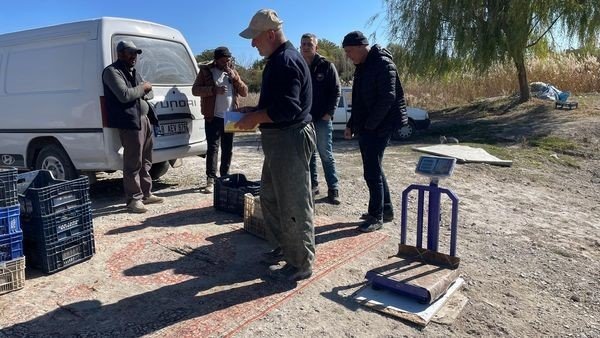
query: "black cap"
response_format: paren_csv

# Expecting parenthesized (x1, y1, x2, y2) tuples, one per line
(342, 31, 369, 47)
(214, 46, 232, 59)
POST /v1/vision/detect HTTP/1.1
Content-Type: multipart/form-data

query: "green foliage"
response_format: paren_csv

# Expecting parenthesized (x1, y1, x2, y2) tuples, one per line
(195, 49, 214, 64)
(380, 0, 600, 101)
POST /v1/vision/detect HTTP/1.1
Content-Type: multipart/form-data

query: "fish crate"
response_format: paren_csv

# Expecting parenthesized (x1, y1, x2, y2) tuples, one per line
(0, 256, 26, 295)
(17, 170, 90, 218)
(555, 101, 578, 110)
(243, 193, 266, 240)
(21, 202, 93, 246)
(214, 174, 260, 216)
(0, 167, 18, 208)
(0, 231, 23, 263)
(25, 229, 95, 274)
(0, 205, 21, 235)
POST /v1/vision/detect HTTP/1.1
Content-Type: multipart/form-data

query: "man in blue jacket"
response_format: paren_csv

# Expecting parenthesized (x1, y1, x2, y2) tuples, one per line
(301, 33, 342, 205)
(237, 9, 316, 282)
(343, 31, 408, 232)
(102, 41, 165, 213)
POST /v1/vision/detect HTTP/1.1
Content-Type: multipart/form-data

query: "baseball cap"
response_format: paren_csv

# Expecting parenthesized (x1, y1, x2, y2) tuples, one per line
(239, 9, 283, 39)
(117, 40, 142, 54)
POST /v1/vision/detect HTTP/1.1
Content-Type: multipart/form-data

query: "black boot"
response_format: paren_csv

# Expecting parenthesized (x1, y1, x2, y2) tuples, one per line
(327, 189, 341, 205)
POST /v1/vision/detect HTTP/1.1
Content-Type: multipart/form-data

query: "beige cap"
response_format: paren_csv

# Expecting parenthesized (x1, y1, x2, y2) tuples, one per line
(239, 9, 283, 39)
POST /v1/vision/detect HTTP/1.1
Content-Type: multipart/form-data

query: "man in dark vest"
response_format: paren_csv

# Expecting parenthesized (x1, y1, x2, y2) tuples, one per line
(102, 40, 164, 213)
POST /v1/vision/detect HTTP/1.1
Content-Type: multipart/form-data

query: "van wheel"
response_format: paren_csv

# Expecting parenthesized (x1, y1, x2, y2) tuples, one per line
(149, 161, 170, 181)
(392, 120, 415, 140)
(35, 144, 78, 180)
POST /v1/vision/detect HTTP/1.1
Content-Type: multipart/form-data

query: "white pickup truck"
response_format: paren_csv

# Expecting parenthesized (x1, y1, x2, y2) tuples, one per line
(332, 87, 430, 140)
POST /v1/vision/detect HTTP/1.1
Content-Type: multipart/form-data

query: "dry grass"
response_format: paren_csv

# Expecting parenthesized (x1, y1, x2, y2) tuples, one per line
(238, 92, 260, 107)
(404, 54, 600, 110)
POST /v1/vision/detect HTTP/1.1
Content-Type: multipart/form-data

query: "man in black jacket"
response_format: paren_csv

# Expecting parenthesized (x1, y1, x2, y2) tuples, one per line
(300, 33, 341, 205)
(102, 40, 164, 213)
(342, 31, 408, 232)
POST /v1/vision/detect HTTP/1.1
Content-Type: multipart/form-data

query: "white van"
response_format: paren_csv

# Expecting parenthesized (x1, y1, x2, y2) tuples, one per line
(333, 87, 430, 140)
(0, 17, 206, 180)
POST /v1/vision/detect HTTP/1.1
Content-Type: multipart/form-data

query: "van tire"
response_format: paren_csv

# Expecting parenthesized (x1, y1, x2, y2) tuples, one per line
(35, 144, 78, 180)
(392, 120, 416, 140)
(149, 161, 170, 181)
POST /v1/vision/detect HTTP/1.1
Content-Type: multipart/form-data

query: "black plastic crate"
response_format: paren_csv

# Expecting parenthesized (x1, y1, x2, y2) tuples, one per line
(0, 167, 18, 208)
(0, 231, 23, 263)
(25, 229, 95, 274)
(214, 174, 260, 216)
(17, 170, 90, 218)
(21, 202, 93, 246)
(0, 205, 21, 235)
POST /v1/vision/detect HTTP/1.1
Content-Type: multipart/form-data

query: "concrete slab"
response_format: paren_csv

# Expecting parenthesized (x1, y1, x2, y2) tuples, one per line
(413, 145, 513, 167)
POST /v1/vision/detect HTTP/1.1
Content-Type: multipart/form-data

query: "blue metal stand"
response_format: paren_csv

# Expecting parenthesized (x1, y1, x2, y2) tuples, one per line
(400, 180, 459, 257)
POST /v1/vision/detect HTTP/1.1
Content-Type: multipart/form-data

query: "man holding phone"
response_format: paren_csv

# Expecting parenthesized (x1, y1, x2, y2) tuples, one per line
(193, 46, 248, 192)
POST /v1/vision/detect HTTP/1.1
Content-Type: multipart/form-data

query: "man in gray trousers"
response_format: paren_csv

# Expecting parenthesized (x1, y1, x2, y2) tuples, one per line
(102, 41, 164, 213)
(237, 9, 316, 282)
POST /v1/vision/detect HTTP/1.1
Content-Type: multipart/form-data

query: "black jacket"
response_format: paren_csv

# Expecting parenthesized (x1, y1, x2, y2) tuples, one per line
(308, 54, 341, 120)
(102, 60, 158, 130)
(346, 45, 407, 135)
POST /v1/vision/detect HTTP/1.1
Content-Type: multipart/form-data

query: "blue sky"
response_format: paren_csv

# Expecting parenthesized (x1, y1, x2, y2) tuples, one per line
(0, 0, 389, 67)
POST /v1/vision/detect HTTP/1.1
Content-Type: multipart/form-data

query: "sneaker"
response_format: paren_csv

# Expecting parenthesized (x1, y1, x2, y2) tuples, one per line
(127, 200, 148, 213)
(143, 194, 164, 205)
(360, 212, 394, 223)
(358, 216, 383, 233)
(327, 189, 341, 205)
(204, 177, 214, 194)
(311, 184, 319, 196)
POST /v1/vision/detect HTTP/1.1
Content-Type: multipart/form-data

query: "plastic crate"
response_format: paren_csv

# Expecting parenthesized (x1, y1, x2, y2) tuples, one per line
(17, 170, 90, 218)
(25, 229, 95, 274)
(0, 256, 26, 295)
(0, 205, 21, 235)
(214, 174, 260, 216)
(0, 167, 18, 208)
(21, 202, 93, 246)
(0, 231, 23, 262)
(243, 193, 266, 239)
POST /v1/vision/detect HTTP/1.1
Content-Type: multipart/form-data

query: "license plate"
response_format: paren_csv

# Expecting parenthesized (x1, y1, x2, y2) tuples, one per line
(155, 122, 188, 136)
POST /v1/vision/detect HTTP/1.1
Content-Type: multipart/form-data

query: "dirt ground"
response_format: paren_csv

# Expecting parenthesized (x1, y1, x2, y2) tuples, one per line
(0, 95, 598, 337)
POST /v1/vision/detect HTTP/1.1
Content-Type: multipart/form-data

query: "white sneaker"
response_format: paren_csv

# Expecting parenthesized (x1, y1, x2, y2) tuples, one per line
(143, 194, 164, 204)
(127, 200, 148, 213)
(204, 177, 214, 194)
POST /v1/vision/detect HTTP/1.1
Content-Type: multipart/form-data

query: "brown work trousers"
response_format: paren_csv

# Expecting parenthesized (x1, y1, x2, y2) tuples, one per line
(119, 115, 153, 203)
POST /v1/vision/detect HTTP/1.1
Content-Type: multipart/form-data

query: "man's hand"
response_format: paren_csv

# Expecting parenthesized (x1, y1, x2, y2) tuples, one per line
(215, 85, 227, 95)
(235, 112, 260, 130)
(142, 81, 152, 93)
(344, 128, 353, 140)
(322, 114, 332, 121)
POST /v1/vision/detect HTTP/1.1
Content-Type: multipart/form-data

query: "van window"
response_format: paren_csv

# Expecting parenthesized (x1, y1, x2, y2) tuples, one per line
(6, 44, 84, 94)
(113, 35, 196, 85)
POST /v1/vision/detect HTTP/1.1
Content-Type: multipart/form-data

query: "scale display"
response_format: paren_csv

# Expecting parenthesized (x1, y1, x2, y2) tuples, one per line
(415, 156, 456, 178)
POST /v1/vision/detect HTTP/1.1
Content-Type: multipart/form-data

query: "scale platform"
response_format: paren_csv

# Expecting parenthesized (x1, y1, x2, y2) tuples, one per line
(366, 250, 460, 305)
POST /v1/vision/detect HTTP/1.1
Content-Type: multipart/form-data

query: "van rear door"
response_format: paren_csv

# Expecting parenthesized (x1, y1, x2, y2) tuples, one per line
(111, 35, 204, 151)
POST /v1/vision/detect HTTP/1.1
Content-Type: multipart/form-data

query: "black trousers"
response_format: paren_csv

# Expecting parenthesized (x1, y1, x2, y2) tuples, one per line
(205, 117, 233, 178)
(358, 131, 393, 220)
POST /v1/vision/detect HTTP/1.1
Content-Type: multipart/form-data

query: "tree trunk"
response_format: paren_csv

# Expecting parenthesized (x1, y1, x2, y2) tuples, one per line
(514, 54, 530, 103)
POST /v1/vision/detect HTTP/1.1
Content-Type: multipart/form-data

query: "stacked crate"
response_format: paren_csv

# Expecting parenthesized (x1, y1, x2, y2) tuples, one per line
(214, 174, 260, 216)
(0, 167, 26, 295)
(17, 170, 95, 274)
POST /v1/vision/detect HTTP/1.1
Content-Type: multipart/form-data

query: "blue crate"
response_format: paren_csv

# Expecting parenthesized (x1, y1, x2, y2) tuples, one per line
(21, 202, 93, 246)
(214, 174, 260, 216)
(17, 170, 90, 218)
(0, 167, 18, 208)
(25, 229, 94, 274)
(0, 231, 23, 262)
(0, 205, 21, 235)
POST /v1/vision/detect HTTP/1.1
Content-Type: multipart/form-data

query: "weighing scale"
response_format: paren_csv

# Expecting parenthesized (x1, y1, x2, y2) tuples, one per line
(365, 155, 461, 305)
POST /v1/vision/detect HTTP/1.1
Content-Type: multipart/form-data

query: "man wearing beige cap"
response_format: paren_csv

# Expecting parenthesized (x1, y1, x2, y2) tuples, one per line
(236, 9, 316, 282)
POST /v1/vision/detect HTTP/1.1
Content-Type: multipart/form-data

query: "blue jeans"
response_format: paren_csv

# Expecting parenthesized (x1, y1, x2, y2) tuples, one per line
(309, 119, 339, 191)
(358, 131, 393, 220)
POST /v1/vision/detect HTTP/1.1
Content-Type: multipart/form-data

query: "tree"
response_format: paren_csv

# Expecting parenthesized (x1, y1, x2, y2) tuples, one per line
(379, 0, 600, 102)
(195, 49, 214, 64)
